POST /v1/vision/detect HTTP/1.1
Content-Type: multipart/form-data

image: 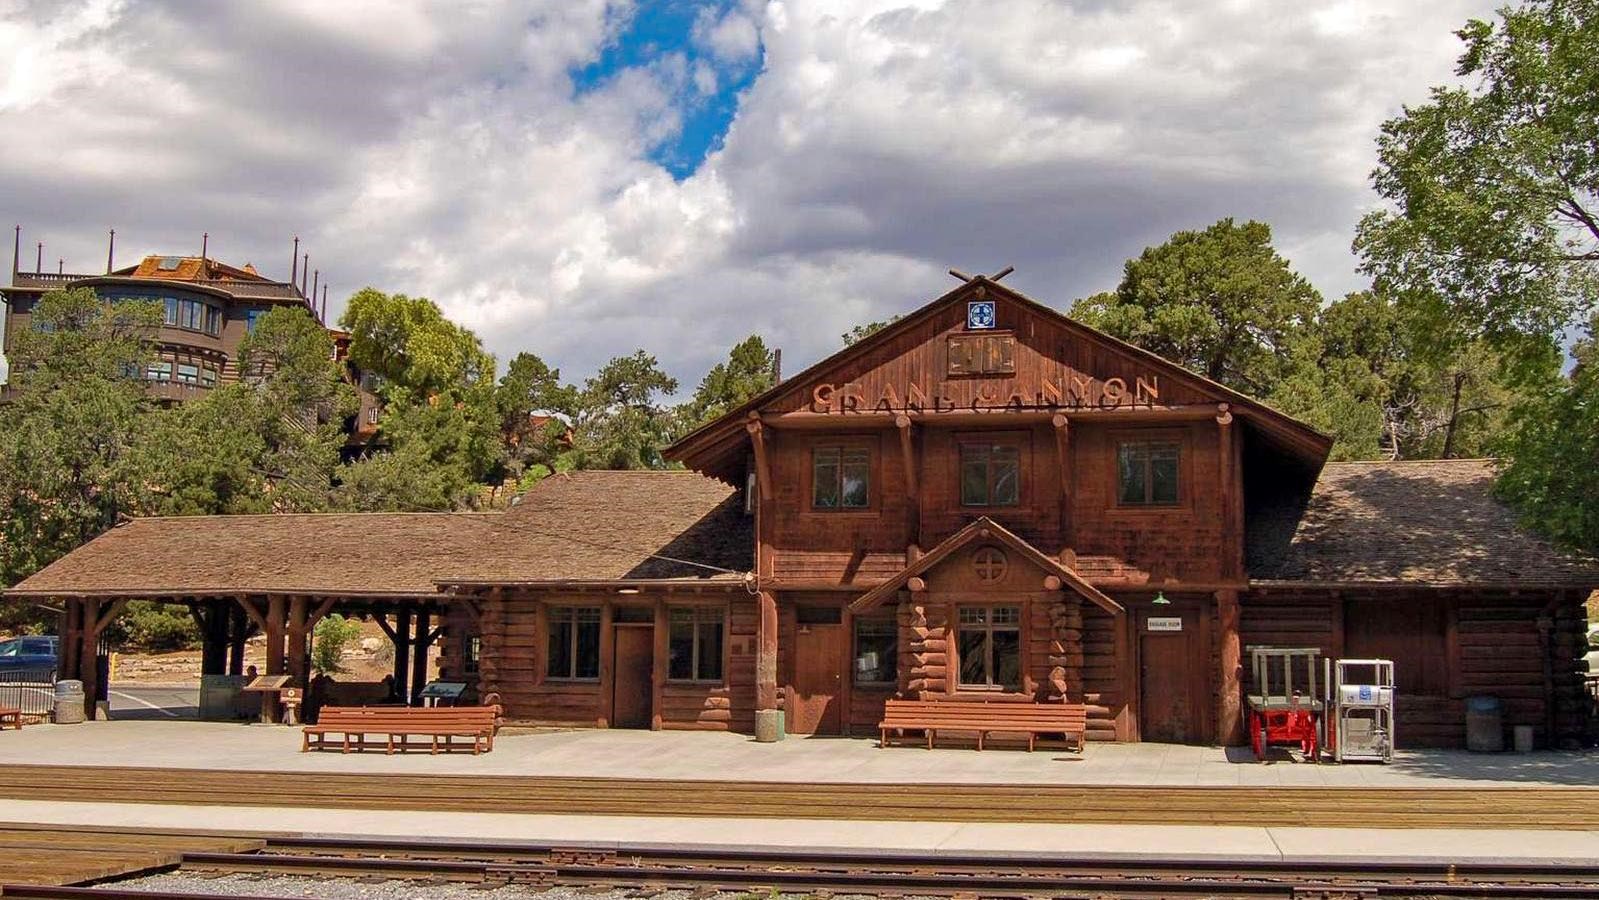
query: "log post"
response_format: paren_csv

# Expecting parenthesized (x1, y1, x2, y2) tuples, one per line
(262, 596, 288, 723)
(754, 590, 779, 740)
(1215, 588, 1243, 745)
(392, 607, 413, 705)
(410, 607, 432, 705)
(651, 598, 668, 731)
(286, 596, 310, 688)
(227, 603, 246, 676)
(60, 599, 82, 687)
(1052, 414, 1072, 547)
(79, 599, 101, 719)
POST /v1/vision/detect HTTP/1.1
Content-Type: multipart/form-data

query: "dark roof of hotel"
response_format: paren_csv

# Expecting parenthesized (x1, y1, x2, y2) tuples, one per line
(1248, 459, 1599, 587)
(6, 471, 750, 597)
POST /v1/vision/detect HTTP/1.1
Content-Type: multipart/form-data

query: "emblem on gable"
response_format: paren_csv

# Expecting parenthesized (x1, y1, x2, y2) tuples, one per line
(966, 300, 996, 330)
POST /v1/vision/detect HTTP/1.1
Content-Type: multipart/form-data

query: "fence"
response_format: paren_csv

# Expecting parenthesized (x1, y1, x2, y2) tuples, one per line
(0, 668, 58, 721)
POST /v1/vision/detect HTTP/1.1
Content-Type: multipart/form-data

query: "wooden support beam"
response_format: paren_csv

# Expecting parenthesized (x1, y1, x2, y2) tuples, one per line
(756, 590, 778, 712)
(1215, 405, 1242, 582)
(1052, 413, 1072, 548)
(78, 599, 100, 719)
(392, 607, 413, 705)
(1215, 588, 1243, 746)
(286, 596, 310, 688)
(306, 596, 339, 630)
(409, 608, 430, 704)
(651, 598, 668, 731)
(598, 602, 615, 728)
(93, 599, 129, 636)
(896, 415, 921, 552)
(745, 414, 773, 494)
(236, 596, 268, 633)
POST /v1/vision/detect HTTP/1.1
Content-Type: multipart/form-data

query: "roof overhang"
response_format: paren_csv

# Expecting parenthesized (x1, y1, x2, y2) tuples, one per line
(847, 516, 1124, 616)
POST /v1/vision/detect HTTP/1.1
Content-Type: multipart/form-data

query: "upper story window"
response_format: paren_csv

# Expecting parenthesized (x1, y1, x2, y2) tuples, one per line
(812, 446, 870, 510)
(960, 442, 1020, 507)
(1118, 440, 1180, 506)
(545, 606, 600, 680)
(245, 308, 265, 334)
(162, 297, 221, 336)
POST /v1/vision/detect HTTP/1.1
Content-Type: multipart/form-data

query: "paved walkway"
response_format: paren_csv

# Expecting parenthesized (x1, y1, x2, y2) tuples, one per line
(1, 720, 1596, 787)
(3, 800, 1598, 863)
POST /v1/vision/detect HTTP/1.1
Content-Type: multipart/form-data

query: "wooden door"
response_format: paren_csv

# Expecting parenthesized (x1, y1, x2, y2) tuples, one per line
(612, 626, 653, 729)
(1139, 613, 1197, 743)
(790, 624, 844, 735)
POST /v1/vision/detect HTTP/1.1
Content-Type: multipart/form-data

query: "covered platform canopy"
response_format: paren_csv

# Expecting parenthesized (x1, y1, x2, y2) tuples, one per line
(4, 471, 752, 717)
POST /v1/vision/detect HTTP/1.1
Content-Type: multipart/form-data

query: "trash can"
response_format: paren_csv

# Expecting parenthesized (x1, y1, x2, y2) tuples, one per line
(53, 680, 85, 725)
(1512, 724, 1535, 753)
(1465, 695, 1503, 752)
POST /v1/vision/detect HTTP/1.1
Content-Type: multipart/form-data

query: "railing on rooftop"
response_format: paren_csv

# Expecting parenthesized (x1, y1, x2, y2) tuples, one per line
(9, 271, 309, 303)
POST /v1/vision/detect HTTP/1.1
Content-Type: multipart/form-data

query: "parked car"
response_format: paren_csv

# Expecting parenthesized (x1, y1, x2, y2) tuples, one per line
(0, 636, 59, 673)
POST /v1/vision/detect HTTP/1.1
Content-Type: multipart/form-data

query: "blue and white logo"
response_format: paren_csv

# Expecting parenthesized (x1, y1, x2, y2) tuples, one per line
(967, 300, 996, 330)
(1359, 685, 1372, 701)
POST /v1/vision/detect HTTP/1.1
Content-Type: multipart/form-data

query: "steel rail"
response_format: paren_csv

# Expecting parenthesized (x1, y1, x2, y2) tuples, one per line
(260, 834, 1599, 881)
(167, 840, 1599, 900)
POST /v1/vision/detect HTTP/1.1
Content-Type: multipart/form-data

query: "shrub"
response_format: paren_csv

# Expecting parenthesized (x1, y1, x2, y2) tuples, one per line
(312, 614, 363, 675)
(109, 601, 200, 652)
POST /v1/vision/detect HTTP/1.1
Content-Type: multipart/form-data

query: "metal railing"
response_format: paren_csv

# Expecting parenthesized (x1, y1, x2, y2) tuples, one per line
(0, 667, 58, 720)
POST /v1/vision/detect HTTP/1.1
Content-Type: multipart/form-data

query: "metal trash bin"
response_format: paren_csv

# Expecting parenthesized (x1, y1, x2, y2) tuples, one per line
(1465, 695, 1503, 752)
(1513, 724, 1535, 753)
(53, 680, 85, 725)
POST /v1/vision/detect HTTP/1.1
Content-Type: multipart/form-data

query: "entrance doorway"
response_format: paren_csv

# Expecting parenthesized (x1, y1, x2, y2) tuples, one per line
(790, 614, 844, 735)
(611, 625, 653, 729)
(1139, 610, 1198, 743)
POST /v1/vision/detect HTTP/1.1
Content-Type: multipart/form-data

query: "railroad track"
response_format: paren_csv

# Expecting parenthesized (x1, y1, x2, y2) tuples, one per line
(7, 835, 1599, 900)
(2, 764, 1598, 828)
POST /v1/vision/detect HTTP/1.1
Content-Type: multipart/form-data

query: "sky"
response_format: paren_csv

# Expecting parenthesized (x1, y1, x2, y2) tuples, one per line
(0, 0, 1500, 389)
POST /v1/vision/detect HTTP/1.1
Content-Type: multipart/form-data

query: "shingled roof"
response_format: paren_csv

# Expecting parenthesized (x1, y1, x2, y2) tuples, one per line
(1248, 459, 1599, 587)
(6, 471, 751, 598)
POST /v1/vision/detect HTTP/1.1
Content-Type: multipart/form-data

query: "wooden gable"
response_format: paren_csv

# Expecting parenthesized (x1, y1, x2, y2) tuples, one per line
(668, 276, 1330, 480)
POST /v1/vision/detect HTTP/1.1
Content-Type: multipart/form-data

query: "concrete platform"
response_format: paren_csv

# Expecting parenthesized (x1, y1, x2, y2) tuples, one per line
(3, 801, 1598, 864)
(2, 720, 1597, 787)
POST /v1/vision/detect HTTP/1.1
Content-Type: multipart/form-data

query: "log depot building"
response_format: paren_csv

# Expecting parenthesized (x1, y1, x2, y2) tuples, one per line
(9, 277, 1597, 747)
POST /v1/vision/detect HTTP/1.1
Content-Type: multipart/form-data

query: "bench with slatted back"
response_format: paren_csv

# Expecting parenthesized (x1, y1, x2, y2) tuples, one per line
(302, 705, 501, 755)
(0, 706, 19, 730)
(879, 699, 1087, 751)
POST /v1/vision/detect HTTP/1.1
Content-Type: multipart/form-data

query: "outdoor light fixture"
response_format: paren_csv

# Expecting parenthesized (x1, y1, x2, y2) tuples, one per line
(1151, 591, 1170, 606)
(617, 587, 640, 594)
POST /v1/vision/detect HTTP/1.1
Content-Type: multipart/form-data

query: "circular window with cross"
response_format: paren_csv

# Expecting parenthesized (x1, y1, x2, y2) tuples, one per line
(972, 546, 1008, 583)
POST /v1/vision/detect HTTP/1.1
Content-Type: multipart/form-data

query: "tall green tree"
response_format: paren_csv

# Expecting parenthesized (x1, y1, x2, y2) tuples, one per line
(338, 288, 491, 396)
(1073, 218, 1321, 393)
(570, 350, 679, 470)
(1496, 314, 1599, 555)
(0, 289, 160, 604)
(141, 306, 356, 515)
(495, 352, 579, 484)
(1354, 0, 1599, 369)
(1271, 292, 1555, 460)
(842, 315, 903, 347)
(677, 335, 776, 432)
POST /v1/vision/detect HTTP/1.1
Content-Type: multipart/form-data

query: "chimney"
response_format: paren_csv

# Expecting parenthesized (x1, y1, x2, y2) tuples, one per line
(290, 236, 300, 286)
(12, 226, 19, 281)
(36, 241, 42, 274)
(201, 232, 208, 268)
(106, 228, 115, 274)
(301, 254, 308, 296)
(320, 285, 328, 324)
(772, 348, 782, 383)
(57, 258, 63, 275)
(311, 269, 318, 309)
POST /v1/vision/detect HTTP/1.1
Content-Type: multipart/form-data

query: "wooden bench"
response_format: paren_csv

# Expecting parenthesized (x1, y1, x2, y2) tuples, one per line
(878, 699, 1087, 751)
(302, 705, 501, 755)
(0, 706, 19, 730)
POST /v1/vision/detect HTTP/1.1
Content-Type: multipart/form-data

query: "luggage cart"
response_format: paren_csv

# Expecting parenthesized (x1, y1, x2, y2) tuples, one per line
(1324, 658, 1395, 763)
(1245, 646, 1323, 762)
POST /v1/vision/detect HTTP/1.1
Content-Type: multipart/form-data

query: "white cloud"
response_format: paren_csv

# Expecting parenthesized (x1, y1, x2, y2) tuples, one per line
(1, 0, 1498, 391)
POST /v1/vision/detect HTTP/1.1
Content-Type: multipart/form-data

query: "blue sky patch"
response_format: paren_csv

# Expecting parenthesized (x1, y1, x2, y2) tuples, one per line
(573, 1, 763, 179)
